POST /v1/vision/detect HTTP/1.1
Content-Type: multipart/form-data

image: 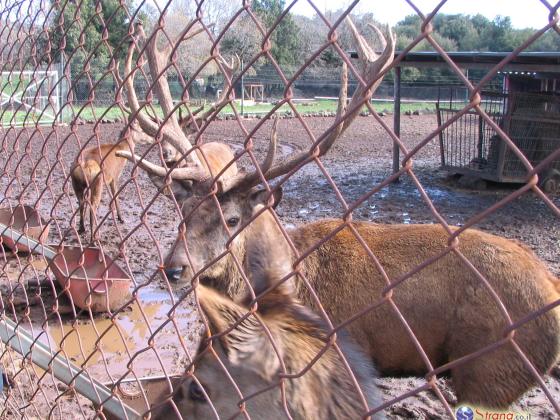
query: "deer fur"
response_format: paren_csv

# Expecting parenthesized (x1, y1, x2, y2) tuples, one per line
(152, 215, 384, 419)
(163, 187, 560, 409)
(71, 134, 134, 240)
(72, 129, 238, 240)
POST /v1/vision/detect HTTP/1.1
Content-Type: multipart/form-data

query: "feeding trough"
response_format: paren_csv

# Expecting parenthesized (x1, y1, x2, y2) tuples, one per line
(0, 205, 49, 252)
(103, 375, 183, 420)
(0, 222, 131, 313)
(50, 246, 131, 313)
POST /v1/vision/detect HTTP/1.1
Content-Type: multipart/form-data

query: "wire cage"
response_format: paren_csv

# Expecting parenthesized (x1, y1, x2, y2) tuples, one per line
(437, 89, 560, 189)
(1, 0, 560, 418)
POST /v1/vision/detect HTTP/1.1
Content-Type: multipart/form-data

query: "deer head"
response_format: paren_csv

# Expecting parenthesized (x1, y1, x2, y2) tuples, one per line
(156, 18, 396, 284)
(151, 216, 381, 418)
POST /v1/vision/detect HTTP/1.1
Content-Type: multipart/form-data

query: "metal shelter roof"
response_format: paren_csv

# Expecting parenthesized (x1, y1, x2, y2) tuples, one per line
(349, 51, 560, 73)
(395, 51, 560, 73)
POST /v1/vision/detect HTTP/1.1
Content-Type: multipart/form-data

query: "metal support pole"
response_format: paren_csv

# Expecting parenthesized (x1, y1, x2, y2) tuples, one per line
(392, 66, 401, 177)
(240, 59, 244, 117)
(0, 317, 140, 419)
(0, 223, 140, 419)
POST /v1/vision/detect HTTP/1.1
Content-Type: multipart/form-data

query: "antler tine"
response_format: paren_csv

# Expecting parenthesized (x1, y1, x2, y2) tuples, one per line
(116, 150, 208, 181)
(187, 53, 239, 131)
(121, 32, 160, 137)
(213, 118, 279, 193)
(133, 20, 206, 167)
(141, 22, 180, 123)
(213, 18, 394, 195)
(220, 53, 240, 74)
(113, 61, 124, 87)
(113, 56, 159, 124)
(261, 118, 279, 175)
(367, 22, 387, 51)
(343, 17, 395, 132)
(260, 63, 347, 183)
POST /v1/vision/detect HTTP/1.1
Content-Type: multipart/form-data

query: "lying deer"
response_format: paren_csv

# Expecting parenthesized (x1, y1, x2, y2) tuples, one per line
(158, 177, 560, 408)
(152, 216, 384, 418)
(128, 18, 560, 409)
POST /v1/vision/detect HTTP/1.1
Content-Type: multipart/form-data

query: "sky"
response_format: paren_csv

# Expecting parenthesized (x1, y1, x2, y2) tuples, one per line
(290, 0, 555, 29)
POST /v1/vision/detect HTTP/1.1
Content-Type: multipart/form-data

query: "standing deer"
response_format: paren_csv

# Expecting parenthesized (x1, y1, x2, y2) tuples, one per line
(152, 216, 384, 419)
(129, 18, 560, 409)
(71, 124, 149, 240)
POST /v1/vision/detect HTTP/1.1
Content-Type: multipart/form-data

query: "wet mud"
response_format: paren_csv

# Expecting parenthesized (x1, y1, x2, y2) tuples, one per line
(0, 114, 558, 418)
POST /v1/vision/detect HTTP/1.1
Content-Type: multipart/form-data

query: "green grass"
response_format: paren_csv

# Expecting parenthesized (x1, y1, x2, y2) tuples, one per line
(0, 110, 56, 125)
(212, 99, 435, 116)
(0, 99, 437, 125)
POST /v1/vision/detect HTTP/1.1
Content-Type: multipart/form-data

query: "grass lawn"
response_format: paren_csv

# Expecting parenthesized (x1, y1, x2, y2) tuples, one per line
(1, 99, 439, 125)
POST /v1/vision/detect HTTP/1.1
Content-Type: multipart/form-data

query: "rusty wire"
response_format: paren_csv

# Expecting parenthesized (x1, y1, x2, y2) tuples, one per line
(0, 0, 558, 418)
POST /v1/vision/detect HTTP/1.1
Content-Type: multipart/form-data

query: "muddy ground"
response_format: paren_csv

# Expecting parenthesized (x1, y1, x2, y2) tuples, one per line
(0, 113, 558, 418)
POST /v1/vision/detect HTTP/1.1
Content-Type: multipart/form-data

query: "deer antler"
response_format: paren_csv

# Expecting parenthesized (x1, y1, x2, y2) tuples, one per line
(116, 150, 210, 181)
(114, 20, 240, 177)
(122, 17, 393, 196)
(212, 18, 395, 194)
(113, 38, 160, 137)
(181, 54, 240, 133)
(114, 21, 207, 169)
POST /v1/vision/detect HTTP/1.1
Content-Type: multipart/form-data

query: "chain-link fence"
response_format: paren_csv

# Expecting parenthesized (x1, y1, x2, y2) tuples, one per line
(0, 0, 559, 419)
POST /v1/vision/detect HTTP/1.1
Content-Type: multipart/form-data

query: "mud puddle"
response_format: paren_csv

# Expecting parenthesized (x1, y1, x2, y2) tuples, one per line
(42, 287, 201, 382)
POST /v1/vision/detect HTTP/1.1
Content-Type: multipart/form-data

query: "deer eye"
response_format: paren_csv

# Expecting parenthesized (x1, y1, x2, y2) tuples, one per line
(188, 381, 207, 403)
(226, 217, 240, 228)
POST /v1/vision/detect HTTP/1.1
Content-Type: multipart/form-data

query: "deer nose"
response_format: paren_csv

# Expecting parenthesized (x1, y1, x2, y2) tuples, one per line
(164, 267, 183, 283)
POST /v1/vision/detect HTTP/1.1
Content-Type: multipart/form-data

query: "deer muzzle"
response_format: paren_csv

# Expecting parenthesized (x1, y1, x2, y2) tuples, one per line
(163, 266, 183, 283)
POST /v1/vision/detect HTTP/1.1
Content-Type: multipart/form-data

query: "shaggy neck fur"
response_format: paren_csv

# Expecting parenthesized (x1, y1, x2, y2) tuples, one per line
(268, 304, 382, 418)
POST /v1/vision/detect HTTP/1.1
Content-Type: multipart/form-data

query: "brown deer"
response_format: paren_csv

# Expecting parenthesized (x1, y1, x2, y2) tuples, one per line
(71, 124, 149, 240)
(152, 215, 384, 419)
(132, 18, 560, 409)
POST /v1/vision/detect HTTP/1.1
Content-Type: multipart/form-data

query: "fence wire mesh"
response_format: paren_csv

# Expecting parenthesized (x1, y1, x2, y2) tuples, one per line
(0, 0, 559, 418)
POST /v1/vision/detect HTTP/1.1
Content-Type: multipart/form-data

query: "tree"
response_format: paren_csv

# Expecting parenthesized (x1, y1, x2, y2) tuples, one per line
(50, 0, 135, 75)
(434, 14, 480, 50)
(222, 14, 262, 69)
(252, 0, 301, 66)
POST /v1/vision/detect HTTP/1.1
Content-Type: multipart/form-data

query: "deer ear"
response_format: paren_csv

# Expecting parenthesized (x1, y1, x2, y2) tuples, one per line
(148, 173, 194, 202)
(197, 285, 282, 381)
(245, 215, 294, 299)
(248, 186, 283, 210)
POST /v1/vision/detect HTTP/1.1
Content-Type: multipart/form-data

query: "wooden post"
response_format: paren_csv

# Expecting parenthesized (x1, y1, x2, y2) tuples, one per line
(393, 66, 401, 177)
(241, 58, 245, 116)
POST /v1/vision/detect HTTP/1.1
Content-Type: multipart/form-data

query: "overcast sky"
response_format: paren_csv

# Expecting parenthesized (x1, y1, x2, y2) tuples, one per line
(290, 0, 555, 29)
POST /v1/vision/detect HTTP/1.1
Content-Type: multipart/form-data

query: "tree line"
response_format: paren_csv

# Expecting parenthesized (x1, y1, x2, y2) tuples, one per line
(15, 0, 558, 94)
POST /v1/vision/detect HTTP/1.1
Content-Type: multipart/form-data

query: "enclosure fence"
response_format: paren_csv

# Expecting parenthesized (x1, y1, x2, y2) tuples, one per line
(0, 0, 559, 419)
